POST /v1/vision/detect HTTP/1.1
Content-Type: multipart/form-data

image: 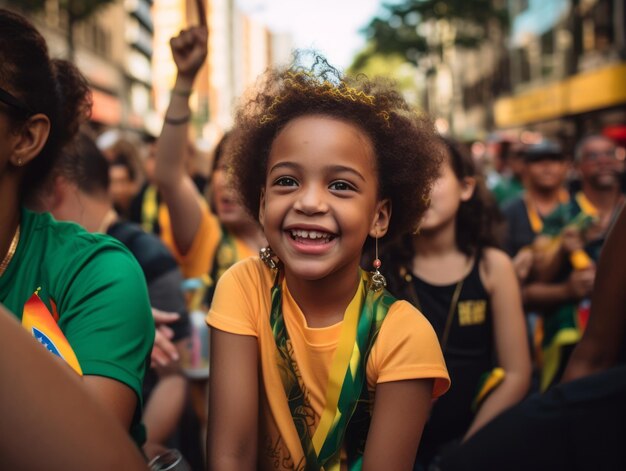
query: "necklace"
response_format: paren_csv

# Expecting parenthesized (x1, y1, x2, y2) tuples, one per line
(401, 261, 467, 352)
(403, 269, 463, 351)
(0, 225, 20, 277)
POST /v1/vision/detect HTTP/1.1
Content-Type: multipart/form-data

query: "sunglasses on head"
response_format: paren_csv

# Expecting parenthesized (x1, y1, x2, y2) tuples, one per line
(0, 86, 35, 118)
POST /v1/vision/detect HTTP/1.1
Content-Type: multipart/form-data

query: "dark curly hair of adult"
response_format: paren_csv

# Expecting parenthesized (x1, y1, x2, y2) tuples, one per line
(0, 8, 91, 201)
(229, 53, 443, 244)
(383, 137, 504, 301)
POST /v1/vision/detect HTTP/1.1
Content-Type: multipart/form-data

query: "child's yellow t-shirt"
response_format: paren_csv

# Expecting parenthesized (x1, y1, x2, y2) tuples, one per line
(207, 257, 450, 470)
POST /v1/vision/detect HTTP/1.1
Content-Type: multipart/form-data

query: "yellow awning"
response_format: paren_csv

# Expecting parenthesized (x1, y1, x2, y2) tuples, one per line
(494, 63, 626, 128)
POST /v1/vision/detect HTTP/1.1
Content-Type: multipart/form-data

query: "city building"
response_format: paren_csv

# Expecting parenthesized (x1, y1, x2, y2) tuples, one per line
(152, 0, 292, 145)
(0, 0, 157, 136)
(494, 0, 626, 147)
(2, 0, 292, 143)
(415, 0, 626, 149)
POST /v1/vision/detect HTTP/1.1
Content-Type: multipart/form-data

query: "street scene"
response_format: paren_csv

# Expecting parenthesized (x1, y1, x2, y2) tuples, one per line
(0, 0, 624, 469)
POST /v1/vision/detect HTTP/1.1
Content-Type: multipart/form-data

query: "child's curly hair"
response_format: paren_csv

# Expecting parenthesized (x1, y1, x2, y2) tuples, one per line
(230, 53, 443, 243)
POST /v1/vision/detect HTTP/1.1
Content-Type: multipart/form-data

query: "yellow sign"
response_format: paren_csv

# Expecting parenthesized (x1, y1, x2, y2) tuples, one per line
(495, 63, 626, 128)
(568, 64, 626, 114)
(458, 300, 487, 326)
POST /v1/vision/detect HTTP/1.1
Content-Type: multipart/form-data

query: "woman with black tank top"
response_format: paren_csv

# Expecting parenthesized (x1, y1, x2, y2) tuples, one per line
(385, 138, 531, 470)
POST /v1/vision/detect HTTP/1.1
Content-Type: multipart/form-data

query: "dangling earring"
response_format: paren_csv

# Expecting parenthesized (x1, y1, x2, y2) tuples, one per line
(370, 235, 386, 292)
(260, 246, 278, 270)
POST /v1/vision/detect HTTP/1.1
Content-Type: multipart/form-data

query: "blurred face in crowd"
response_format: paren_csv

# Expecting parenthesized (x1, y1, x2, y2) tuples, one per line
(420, 154, 475, 233)
(508, 145, 526, 179)
(143, 143, 156, 183)
(578, 137, 622, 190)
(109, 163, 136, 212)
(211, 155, 251, 229)
(524, 154, 568, 193)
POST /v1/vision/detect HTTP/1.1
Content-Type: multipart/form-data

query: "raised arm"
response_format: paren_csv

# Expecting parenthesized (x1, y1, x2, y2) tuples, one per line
(207, 329, 259, 470)
(154, 25, 208, 255)
(562, 205, 626, 382)
(464, 249, 531, 440)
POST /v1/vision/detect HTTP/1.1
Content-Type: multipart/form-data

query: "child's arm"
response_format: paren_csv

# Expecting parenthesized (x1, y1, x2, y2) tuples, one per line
(465, 248, 531, 440)
(207, 328, 259, 471)
(154, 25, 207, 255)
(362, 379, 433, 471)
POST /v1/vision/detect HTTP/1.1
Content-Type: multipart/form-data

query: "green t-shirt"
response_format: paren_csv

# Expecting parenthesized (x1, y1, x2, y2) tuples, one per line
(492, 176, 524, 207)
(0, 208, 155, 445)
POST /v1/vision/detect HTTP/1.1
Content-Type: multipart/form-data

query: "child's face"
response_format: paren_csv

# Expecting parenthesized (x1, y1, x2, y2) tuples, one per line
(260, 115, 389, 282)
(420, 157, 474, 233)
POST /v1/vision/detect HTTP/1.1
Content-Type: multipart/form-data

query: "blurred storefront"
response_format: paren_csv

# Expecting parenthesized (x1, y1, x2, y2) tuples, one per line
(493, 0, 626, 149)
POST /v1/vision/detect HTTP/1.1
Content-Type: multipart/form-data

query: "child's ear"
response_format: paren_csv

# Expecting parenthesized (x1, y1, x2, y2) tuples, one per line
(258, 188, 266, 227)
(9, 113, 51, 168)
(369, 199, 391, 238)
(460, 177, 476, 202)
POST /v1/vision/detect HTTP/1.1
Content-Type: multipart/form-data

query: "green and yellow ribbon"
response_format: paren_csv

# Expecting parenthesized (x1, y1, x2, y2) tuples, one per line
(204, 229, 238, 305)
(270, 269, 395, 470)
(140, 184, 159, 234)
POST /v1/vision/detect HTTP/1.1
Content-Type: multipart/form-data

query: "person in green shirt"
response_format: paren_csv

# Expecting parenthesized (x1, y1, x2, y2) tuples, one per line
(490, 141, 526, 207)
(0, 8, 154, 446)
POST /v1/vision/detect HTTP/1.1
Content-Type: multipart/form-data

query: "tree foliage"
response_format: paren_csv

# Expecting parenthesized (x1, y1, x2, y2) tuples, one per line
(349, 45, 423, 103)
(363, 0, 509, 65)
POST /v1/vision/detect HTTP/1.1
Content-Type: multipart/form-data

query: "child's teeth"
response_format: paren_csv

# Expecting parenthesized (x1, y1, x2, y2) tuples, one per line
(290, 229, 333, 240)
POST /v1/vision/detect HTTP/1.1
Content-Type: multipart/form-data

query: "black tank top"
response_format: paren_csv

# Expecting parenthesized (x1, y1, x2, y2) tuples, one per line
(410, 257, 495, 462)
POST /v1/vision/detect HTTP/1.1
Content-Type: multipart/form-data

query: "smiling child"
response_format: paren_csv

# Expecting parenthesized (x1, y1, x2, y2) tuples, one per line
(206, 57, 450, 471)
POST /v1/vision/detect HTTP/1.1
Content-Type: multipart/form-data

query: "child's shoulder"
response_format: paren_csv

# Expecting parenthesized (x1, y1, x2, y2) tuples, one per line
(384, 299, 439, 339)
(372, 298, 450, 396)
(481, 247, 512, 265)
(219, 256, 274, 288)
(209, 257, 274, 329)
(479, 247, 515, 292)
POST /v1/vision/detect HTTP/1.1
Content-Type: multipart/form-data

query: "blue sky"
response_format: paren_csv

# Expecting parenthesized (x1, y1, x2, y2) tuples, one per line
(237, 0, 384, 69)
